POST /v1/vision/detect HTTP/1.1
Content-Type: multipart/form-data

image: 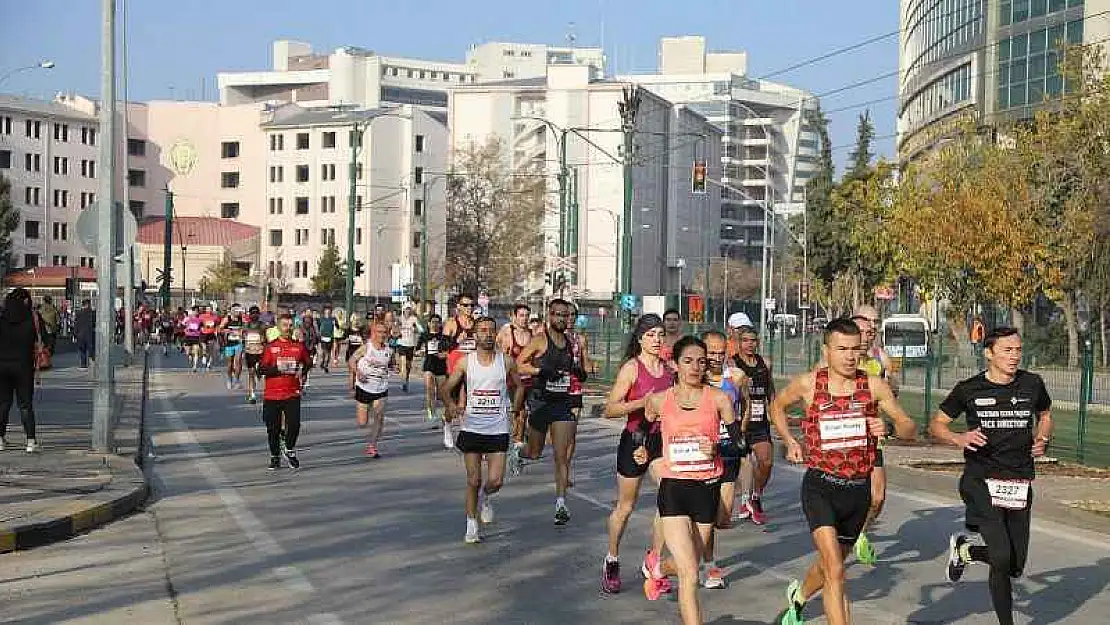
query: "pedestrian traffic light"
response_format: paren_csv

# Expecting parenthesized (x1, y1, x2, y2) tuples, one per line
(691, 160, 707, 195)
(354, 260, 365, 277)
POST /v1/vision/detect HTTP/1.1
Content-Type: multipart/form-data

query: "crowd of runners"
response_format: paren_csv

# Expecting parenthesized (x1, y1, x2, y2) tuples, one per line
(152, 294, 1051, 625)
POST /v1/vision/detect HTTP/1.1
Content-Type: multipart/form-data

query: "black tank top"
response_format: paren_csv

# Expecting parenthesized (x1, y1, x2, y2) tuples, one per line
(733, 353, 773, 430)
(534, 329, 575, 399)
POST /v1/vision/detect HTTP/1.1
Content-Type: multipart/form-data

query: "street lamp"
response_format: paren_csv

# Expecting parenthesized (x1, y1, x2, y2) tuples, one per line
(0, 60, 55, 86)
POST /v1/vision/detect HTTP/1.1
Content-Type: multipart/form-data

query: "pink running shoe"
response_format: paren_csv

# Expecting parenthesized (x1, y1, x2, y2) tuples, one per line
(749, 497, 767, 526)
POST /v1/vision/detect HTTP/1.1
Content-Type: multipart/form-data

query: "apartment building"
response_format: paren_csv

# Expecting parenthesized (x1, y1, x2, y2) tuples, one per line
(465, 41, 606, 81)
(259, 103, 447, 296)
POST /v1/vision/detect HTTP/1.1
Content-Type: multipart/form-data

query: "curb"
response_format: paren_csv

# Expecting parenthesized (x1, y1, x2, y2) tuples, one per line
(0, 455, 149, 554)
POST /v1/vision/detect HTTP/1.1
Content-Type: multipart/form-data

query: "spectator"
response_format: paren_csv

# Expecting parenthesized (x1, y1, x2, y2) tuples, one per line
(0, 288, 43, 452)
(75, 299, 96, 368)
(39, 295, 60, 358)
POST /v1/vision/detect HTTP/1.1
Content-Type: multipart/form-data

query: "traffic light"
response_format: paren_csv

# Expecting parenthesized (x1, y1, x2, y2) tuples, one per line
(354, 260, 365, 277)
(691, 160, 707, 195)
(65, 278, 77, 301)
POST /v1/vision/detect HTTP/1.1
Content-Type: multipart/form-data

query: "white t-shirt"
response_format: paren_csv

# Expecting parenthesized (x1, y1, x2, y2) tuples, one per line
(355, 344, 392, 395)
(399, 316, 420, 347)
(462, 352, 510, 436)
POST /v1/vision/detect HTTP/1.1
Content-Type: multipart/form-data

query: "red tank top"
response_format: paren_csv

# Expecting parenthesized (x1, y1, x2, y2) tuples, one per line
(802, 368, 878, 479)
(625, 356, 674, 433)
(658, 388, 723, 481)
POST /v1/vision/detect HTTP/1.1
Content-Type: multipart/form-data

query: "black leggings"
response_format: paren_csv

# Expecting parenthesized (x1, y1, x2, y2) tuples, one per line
(960, 473, 1032, 625)
(262, 398, 301, 456)
(0, 363, 35, 439)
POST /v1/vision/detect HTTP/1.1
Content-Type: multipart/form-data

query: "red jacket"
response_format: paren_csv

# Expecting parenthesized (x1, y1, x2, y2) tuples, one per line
(260, 337, 312, 401)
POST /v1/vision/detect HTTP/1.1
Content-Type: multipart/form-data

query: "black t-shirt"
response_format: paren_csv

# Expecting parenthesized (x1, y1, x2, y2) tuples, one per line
(419, 332, 448, 356)
(939, 370, 1051, 480)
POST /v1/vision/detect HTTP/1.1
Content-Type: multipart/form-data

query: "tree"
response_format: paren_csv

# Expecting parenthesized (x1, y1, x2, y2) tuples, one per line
(0, 174, 20, 276)
(203, 254, 248, 301)
(691, 258, 761, 300)
(805, 106, 852, 298)
(310, 244, 346, 298)
(444, 137, 545, 296)
(846, 110, 875, 181)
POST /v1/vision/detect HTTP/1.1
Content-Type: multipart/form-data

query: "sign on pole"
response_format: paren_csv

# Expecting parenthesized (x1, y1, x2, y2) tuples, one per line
(764, 297, 777, 311)
(687, 294, 704, 323)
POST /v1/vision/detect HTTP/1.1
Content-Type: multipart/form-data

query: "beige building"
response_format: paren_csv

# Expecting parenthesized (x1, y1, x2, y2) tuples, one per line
(136, 216, 259, 294)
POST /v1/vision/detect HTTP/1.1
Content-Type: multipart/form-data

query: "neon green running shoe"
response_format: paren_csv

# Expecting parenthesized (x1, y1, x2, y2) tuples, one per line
(779, 579, 805, 624)
(855, 532, 877, 566)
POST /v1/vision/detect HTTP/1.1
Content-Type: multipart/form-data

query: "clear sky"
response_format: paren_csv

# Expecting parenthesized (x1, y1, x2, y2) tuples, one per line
(2, 0, 899, 171)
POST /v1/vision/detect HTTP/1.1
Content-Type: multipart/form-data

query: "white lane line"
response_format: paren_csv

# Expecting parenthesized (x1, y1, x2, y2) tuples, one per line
(307, 614, 345, 625)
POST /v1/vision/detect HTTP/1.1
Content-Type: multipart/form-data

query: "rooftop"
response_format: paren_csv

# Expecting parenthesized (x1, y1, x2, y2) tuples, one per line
(0, 94, 96, 121)
(137, 217, 259, 247)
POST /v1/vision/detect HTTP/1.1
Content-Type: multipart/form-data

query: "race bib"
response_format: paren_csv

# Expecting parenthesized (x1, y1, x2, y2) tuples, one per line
(357, 358, 388, 384)
(547, 373, 571, 394)
(750, 400, 766, 421)
(227, 330, 242, 342)
(186, 322, 200, 332)
(348, 335, 363, 345)
(818, 410, 868, 451)
(986, 479, 1030, 510)
(204, 320, 216, 329)
(470, 391, 503, 413)
(425, 339, 439, 353)
(276, 357, 301, 375)
(321, 336, 332, 343)
(458, 337, 476, 353)
(668, 435, 714, 472)
(245, 332, 262, 345)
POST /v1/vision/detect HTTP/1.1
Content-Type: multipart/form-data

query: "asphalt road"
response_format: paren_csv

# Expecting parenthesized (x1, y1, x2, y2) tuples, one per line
(2, 352, 1109, 624)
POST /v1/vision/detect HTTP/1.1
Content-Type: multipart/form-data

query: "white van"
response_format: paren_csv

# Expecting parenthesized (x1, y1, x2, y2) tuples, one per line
(881, 314, 930, 359)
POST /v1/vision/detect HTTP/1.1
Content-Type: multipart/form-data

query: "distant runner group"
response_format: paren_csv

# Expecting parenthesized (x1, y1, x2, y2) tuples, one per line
(147, 296, 1051, 625)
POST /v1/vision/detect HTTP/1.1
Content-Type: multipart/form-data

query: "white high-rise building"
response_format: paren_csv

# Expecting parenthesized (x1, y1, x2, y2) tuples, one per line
(465, 41, 606, 82)
(450, 66, 722, 298)
(258, 103, 447, 297)
(621, 36, 820, 264)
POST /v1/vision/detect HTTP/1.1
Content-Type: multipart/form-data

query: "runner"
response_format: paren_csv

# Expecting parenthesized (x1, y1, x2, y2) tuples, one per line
(331, 308, 347, 367)
(242, 306, 268, 404)
(661, 309, 683, 363)
(443, 295, 478, 403)
(397, 305, 421, 392)
(701, 329, 750, 589)
(849, 305, 899, 565)
(497, 304, 533, 450)
(931, 327, 1052, 625)
(516, 298, 587, 525)
(640, 335, 743, 624)
(198, 305, 220, 371)
(345, 313, 365, 362)
(158, 308, 176, 356)
(348, 320, 393, 458)
(770, 318, 916, 625)
(220, 306, 246, 390)
(729, 312, 776, 525)
(528, 316, 543, 335)
(182, 307, 203, 372)
(439, 316, 525, 544)
(418, 315, 451, 444)
(600, 313, 674, 593)
(317, 306, 336, 373)
(257, 313, 312, 470)
(300, 309, 320, 387)
(174, 307, 187, 353)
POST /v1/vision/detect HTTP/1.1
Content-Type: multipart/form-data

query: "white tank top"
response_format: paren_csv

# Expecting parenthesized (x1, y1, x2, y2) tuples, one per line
(462, 351, 510, 436)
(355, 343, 392, 394)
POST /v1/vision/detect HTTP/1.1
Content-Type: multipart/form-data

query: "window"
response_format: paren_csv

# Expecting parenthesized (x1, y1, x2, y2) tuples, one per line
(503, 49, 516, 57)
(356, 228, 362, 245)
(270, 165, 284, 183)
(52, 189, 68, 208)
(414, 199, 424, 216)
(295, 197, 309, 214)
(323, 131, 337, 148)
(25, 153, 40, 172)
(349, 130, 363, 148)
(128, 169, 146, 188)
(0, 116, 10, 135)
(294, 260, 310, 279)
(321, 163, 336, 181)
(320, 196, 337, 213)
(52, 222, 69, 241)
(80, 192, 97, 209)
(127, 138, 145, 156)
(81, 159, 96, 178)
(54, 123, 69, 142)
(129, 200, 145, 217)
(53, 156, 69, 175)
(502, 71, 515, 79)
(269, 197, 284, 214)
(415, 135, 425, 153)
(269, 229, 283, 246)
(296, 165, 309, 182)
(296, 132, 310, 150)
(356, 194, 363, 211)
(221, 141, 240, 158)
(414, 166, 424, 184)
(220, 202, 240, 219)
(270, 134, 285, 151)
(24, 254, 39, 268)
(221, 172, 240, 188)
(320, 228, 336, 246)
(81, 127, 96, 145)
(24, 221, 39, 239)
(25, 120, 41, 139)
(356, 163, 363, 180)
(294, 228, 308, 245)
(0, 150, 9, 169)
(52, 255, 68, 266)
(80, 257, 95, 268)
(24, 187, 41, 205)
(413, 232, 423, 248)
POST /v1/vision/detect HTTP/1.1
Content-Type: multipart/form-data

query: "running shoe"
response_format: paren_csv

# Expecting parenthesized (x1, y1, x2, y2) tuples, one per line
(0, 436, 6, 451)
(480, 497, 495, 524)
(285, 450, 300, 470)
(735, 497, 752, 521)
(554, 503, 570, 526)
(464, 526, 482, 544)
(703, 566, 726, 589)
(268, 456, 281, 471)
(425, 407, 435, 422)
(854, 532, 877, 566)
(749, 496, 767, 525)
(226, 379, 233, 390)
(641, 549, 663, 580)
(247, 393, 257, 404)
(601, 559, 621, 594)
(779, 579, 805, 625)
(402, 382, 409, 393)
(25, 439, 39, 454)
(946, 533, 969, 582)
(442, 425, 455, 450)
(643, 576, 668, 601)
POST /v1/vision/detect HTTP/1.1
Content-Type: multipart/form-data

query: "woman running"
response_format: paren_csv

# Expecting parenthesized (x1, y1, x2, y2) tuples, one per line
(348, 320, 392, 458)
(601, 313, 674, 594)
(345, 313, 365, 362)
(182, 307, 203, 372)
(642, 335, 742, 624)
(418, 315, 451, 440)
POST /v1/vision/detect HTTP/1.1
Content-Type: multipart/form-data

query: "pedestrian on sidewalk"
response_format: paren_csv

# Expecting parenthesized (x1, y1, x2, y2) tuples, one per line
(39, 295, 60, 358)
(0, 288, 44, 453)
(74, 299, 95, 368)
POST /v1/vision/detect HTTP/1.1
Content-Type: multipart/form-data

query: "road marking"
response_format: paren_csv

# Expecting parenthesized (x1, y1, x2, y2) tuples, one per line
(307, 614, 345, 625)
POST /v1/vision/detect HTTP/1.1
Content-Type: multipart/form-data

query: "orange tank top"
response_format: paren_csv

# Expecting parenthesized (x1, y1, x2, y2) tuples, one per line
(658, 387, 724, 482)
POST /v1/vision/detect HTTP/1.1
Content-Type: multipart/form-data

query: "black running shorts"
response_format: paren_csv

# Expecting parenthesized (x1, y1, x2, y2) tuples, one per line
(423, 356, 447, 377)
(746, 428, 772, 446)
(658, 478, 722, 525)
(456, 430, 510, 455)
(397, 346, 415, 358)
(616, 428, 663, 478)
(527, 398, 576, 434)
(244, 353, 261, 370)
(801, 468, 871, 544)
(355, 388, 388, 405)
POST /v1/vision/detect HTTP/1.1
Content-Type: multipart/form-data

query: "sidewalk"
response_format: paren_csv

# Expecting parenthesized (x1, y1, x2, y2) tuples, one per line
(0, 351, 149, 553)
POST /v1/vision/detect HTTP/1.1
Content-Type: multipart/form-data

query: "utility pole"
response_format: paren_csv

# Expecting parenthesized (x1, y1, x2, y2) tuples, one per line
(345, 122, 360, 316)
(421, 180, 428, 315)
(618, 85, 641, 297)
(93, 0, 117, 453)
(161, 188, 173, 309)
(120, 0, 134, 360)
(759, 181, 771, 347)
(556, 129, 568, 294)
(568, 167, 579, 286)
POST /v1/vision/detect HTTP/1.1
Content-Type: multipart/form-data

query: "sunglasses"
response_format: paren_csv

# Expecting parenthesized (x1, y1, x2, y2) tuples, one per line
(458, 302, 474, 308)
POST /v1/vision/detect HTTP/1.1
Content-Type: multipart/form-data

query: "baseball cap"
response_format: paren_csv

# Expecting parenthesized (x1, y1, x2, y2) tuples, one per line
(727, 312, 753, 329)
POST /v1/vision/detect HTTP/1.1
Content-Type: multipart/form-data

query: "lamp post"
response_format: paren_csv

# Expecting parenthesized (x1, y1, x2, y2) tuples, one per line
(0, 60, 54, 86)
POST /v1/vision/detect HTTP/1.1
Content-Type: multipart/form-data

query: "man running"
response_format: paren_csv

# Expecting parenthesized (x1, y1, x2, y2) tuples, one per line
(243, 306, 268, 404)
(418, 315, 451, 444)
(850, 306, 898, 565)
(183, 307, 203, 372)
(397, 305, 421, 392)
(220, 306, 246, 390)
(257, 313, 312, 470)
(770, 318, 916, 625)
(660, 308, 683, 363)
(345, 312, 365, 362)
(317, 306, 336, 373)
(497, 304, 533, 449)
(348, 320, 392, 458)
(516, 299, 588, 526)
(729, 312, 776, 525)
(198, 305, 220, 371)
(158, 309, 176, 356)
(440, 316, 525, 544)
(932, 327, 1052, 625)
